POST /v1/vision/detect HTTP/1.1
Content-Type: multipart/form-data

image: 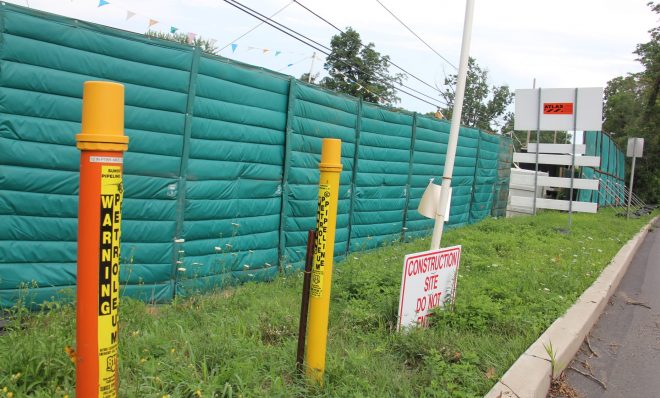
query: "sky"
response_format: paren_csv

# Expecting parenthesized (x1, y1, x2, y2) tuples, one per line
(7, 0, 657, 115)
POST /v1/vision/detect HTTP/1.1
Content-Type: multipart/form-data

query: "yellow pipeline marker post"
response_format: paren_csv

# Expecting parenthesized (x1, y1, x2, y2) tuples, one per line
(305, 138, 342, 384)
(75, 81, 128, 398)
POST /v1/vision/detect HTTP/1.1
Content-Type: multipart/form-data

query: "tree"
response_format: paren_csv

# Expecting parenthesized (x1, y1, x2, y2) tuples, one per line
(299, 72, 319, 84)
(439, 57, 513, 133)
(601, 2, 659, 203)
(320, 27, 404, 106)
(145, 31, 219, 55)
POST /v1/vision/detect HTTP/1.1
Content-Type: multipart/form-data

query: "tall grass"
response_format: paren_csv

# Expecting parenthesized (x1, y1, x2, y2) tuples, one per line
(0, 209, 654, 397)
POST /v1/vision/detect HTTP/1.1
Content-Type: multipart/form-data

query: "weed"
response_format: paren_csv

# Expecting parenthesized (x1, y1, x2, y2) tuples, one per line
(543, 340, 564, 380)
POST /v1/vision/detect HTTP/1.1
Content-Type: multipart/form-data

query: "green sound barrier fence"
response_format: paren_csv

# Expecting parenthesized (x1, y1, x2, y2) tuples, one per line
(578, 131, 626, 206)
(0, 4, 513, 307)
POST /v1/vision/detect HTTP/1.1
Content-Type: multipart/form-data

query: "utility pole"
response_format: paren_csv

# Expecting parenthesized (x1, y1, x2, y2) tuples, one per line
(430, 0, 475, 250)
(308, 52, 316, 83)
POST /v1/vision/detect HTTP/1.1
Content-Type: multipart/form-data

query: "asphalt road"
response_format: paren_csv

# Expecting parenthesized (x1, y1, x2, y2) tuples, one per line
(564, 219, 660, 397)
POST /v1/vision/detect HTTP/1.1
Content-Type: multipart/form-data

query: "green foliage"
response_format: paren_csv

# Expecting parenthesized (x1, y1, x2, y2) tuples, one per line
(440, 57, 513, 133)
(543, 341, 562, 379)
(145, 30, 218, 55)
(320, 27, 404, 106)
(0, 210, 655, 397)
(602, 2, 660, 203)
(299, 72, 320, 84)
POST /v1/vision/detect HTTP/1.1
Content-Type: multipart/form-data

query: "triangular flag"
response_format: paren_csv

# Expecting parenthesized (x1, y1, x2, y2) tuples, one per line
(247, 46, 256, 51)
(98, 0, 109, 7)
(187, 32, 197, 43)
(148, 19, 158, 28)
(231, 43, 238, 53)
(126, 11, 136, 20)
(263, 48, 269, 54)
(170, 26, 178, 34)
(275, 51, 281, 56)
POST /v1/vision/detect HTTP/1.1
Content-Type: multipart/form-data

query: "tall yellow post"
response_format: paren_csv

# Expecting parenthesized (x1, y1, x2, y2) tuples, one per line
(305, 138, 342, 384)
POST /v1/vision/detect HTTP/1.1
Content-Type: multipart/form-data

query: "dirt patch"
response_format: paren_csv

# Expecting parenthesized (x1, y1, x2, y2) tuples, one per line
(548, 373, 581, 398)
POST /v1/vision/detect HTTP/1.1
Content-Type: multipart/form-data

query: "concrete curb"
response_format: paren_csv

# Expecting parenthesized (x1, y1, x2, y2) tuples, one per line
(484, 216, 658, 398)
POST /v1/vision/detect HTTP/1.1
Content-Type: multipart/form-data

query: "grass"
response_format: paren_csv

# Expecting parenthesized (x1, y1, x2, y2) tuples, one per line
(0, 209, 655, 398)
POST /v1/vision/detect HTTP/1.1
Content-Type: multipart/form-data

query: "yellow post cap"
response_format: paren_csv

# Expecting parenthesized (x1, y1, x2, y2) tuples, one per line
(76, 81, 128, 151)
(320, 138, 342, 172)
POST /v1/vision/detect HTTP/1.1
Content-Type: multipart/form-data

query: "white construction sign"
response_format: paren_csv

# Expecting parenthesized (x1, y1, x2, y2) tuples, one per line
(398, 245, 461, 330)
(514, 87, 603, 131)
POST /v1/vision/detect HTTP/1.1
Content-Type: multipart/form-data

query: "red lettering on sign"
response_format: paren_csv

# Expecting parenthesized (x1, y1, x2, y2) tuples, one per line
(543, 102, 573, 115)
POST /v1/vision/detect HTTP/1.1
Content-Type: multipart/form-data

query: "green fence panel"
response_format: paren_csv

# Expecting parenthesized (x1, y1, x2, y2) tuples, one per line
(404, 116, 448, 238)
(404, 116, 491, 238)
(578, 131, 597, 202)
(0, 5, 191, 306)
(491, 135, 512, 217)
(0, 3, 516, 307)
(349, 104, 413, 251)
(469, 131, 499, 222)
(578, 131, 625, 206)
(451, 126, 480, 226)
(174, 56, 290, 295)
(284, 83, 358, 267)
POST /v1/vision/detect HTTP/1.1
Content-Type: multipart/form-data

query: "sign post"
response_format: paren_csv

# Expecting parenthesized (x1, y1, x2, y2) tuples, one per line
(296, 229, 316, 374)
(305, 138, 342, 384)
(567, 88, 578, 226)
(75, 81, 128, 398)
(398, 245, 461, 330)
(626, 137, 644, 219)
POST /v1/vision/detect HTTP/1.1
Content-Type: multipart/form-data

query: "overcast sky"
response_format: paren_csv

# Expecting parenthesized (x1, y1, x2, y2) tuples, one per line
(7, 0, 657, 114)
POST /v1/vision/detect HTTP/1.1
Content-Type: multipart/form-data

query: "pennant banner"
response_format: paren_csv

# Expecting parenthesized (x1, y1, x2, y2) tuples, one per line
(89, 0, 311, 60)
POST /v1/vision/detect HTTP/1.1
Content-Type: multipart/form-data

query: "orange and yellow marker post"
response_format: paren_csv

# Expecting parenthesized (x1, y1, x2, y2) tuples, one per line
(305, 138, 342, 384)
(75, 81, 128, 398)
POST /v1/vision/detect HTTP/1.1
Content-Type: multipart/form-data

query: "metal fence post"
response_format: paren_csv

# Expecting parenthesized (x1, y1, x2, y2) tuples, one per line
(278, 79, 297, 270)
(345, 99, 362, 255)
(171, 47, 200, 298)
(401, 113, 417, 241)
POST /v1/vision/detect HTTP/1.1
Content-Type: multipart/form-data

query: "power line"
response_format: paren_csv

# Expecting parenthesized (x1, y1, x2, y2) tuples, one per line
(292, 0, 343, 33)
(225, 0, 333, 53)
(223, 0, 446, 108)
(293, 0, 445, 97)
(375, 0, 458, 70)
(219, 1, 294, 51)
(277, 54, 313, 72)
(333, 67, 444, 108)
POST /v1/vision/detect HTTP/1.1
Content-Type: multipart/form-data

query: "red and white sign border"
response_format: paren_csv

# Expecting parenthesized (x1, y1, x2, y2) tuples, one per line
(397, 245, 462, 330)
